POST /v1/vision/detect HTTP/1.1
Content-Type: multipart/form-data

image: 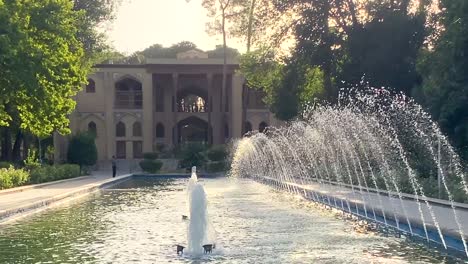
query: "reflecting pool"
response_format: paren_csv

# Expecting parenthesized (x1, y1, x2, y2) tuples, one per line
(0, 177, 464, 263)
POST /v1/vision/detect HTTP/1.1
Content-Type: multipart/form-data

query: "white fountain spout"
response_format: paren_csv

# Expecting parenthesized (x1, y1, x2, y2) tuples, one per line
(191, 166, 197, 180)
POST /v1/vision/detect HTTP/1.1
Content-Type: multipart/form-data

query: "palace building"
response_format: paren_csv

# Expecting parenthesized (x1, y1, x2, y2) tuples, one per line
(54, 50, 279, 162)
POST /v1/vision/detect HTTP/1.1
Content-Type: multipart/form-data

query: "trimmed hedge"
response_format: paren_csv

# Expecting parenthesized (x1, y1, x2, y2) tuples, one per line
(140, 159, 163, 173)
(143, 152, 158, 160)
(179, 143, 208, 169)
(30, 164, 81, 184)
(0, 166, 30, 189)
(206, 145, 227, 162)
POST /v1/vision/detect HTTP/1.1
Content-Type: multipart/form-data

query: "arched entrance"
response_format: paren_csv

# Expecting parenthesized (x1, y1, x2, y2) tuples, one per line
(177, 86, 208, 112)
(177, 116, 210, 143)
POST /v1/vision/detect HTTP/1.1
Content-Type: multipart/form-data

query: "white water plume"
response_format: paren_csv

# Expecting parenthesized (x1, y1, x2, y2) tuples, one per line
(230, 87, 468, 257)
(185, 166, 217, 256)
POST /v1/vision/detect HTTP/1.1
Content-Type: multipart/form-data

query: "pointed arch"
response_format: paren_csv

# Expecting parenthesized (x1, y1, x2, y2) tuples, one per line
(88, 121, 97, 137)
(156, 123, 165, 138)
(115, 77, 142, 109)
(133, 121, 142, 137)
(116, 121, 126, 137)
(86, 78, 95, 93)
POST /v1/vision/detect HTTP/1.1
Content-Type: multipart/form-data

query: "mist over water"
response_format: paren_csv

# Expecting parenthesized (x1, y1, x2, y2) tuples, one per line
(231, 87, 468, 257)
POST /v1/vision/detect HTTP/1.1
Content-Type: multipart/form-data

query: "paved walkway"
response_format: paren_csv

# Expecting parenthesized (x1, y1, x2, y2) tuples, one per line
(261, 177, 468, 246)
(0, 170, 131, 223)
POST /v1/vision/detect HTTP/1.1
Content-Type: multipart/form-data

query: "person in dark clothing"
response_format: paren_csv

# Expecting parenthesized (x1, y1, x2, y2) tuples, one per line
(112, 156, 117, 178)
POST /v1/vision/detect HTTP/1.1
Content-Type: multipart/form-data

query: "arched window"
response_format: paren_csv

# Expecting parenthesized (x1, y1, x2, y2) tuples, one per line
(88, 121, 97, 137)
(244, 122, 252, 135)
(156, 123, 165, 138)
(116, 122, 126, 137)
(259, 122, 268, 133)
(115, 78, 142, 109)
(86, 79, 95, 93)
(133, 121, 142, 137)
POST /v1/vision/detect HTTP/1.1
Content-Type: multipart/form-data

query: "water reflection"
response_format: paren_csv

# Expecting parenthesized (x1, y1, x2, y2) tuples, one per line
(0, 178, 465, 263)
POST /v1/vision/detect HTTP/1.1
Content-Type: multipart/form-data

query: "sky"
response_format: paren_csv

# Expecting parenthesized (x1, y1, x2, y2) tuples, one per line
(106, 0, 245, 55)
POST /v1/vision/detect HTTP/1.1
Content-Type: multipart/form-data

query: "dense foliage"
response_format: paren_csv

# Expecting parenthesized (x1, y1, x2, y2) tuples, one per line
(29, 164, 81, 184)
(67, 133, 98, 170)
(237, 0, 429, 121)
(139, 152, 163, 173)
(416, 0, 468, 160)
(139, 159, 163, 174)
(0, 0, 119, 163)
(0, 166, 29, 189)
(178, 143, 208, 170)
(230, 0, 468, 164)
(205, 145, 227, 162)
(0, 163, 80, 189)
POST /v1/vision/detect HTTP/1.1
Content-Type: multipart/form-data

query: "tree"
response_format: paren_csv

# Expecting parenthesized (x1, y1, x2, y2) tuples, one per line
(236, 0, 435, 120)
(202, 0, 234, 139)
(67, 133, 97, 172)
(72, 0, 121, 61)
(239, 48, 283, 107)
(416, 0, 468, 160)
(0, 0, 90, 162)
(207, 45, 240, 59)
(340, 6, 426, 95)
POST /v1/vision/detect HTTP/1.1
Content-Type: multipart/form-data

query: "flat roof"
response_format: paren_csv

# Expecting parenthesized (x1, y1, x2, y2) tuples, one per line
(94, 58, 239, 68)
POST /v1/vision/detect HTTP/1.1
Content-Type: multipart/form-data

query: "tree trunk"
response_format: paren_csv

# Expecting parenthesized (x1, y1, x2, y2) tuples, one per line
(12, 130, 23, 162)
(401, 0, 410, 13)
(347, 0, 358, 28)
(242, 0, 256, 136)
(322, 1, 336, 103)
(1, 127, 12, 161)
(246, 0, 256, 52)
(23, 133, 30, 160)
(220, 1, 228, 141)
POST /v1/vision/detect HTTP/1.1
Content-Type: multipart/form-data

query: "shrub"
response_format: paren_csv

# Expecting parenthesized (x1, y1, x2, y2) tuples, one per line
(0, 166, 29, 189)
(143, 152, 158, 160)
(206, 145, 227, 161)
(0, 161, 13, 169)
(67, 132, 97, 171)
(30, 164, 80, 184)
(179, 143, 208, 169)
(155, 143, 166, 153)
(24, 149, 41, 171)
(139, 159, 163, 173)
(206, 161, 227, 173)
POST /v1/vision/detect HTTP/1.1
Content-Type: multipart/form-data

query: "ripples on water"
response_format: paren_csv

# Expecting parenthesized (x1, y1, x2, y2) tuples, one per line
(0, 177, 465, 263)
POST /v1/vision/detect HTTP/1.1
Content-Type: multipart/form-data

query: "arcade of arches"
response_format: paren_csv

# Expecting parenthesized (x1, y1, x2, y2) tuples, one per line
(55, 52, 280, 162)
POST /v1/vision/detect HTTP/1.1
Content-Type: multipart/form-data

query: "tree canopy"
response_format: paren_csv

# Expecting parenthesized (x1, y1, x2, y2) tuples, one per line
(0, 0, 118, 162)
(108, 41, 241, 64)
(416, 0, 468, 160)
(236, 0, 431, 120)
(0, 0, 89, 137)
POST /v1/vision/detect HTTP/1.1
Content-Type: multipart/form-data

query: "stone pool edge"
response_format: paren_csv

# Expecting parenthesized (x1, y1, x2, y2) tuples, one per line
(0, 174, 132, 225)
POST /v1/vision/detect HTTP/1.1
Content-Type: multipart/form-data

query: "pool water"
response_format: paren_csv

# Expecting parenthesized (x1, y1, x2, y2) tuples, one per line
(0, 177, 465, 263)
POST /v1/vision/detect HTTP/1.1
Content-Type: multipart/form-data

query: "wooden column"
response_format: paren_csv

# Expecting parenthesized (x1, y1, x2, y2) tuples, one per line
(172, 73, 179, 146)
(142, 73, 154, 153)
(206, 73, 213, 144)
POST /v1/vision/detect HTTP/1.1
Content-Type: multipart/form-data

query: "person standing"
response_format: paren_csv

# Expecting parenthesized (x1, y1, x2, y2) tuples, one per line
(112, 156, 117, 178)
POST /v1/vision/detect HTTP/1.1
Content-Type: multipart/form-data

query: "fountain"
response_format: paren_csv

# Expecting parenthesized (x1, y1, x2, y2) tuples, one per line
(230, 87, 468, 257)
(185, 166, 217, 256)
